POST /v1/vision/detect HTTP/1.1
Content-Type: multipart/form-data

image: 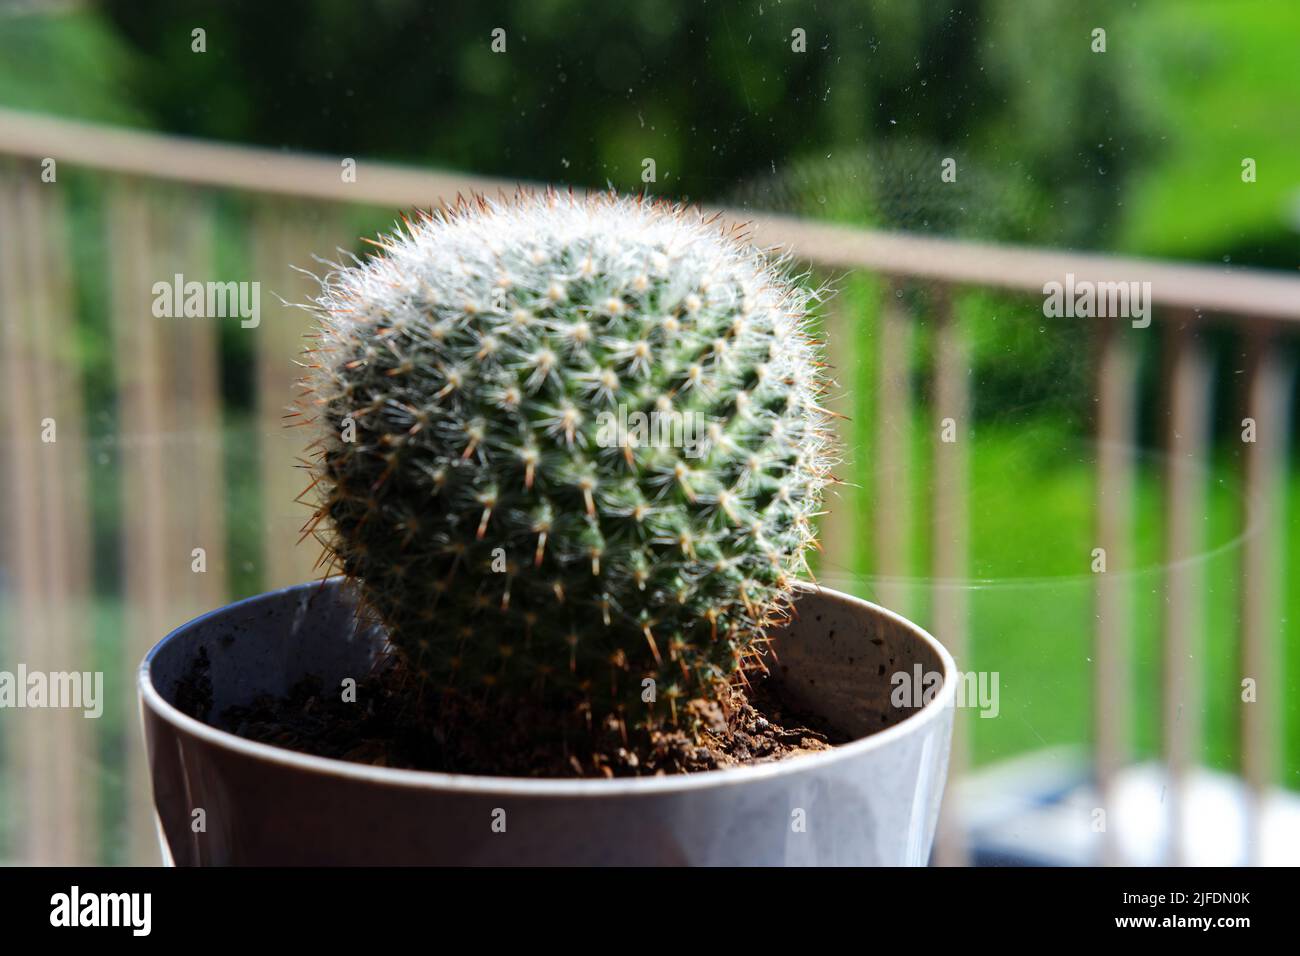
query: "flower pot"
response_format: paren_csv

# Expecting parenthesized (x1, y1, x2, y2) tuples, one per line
(139, 578, 956, 865)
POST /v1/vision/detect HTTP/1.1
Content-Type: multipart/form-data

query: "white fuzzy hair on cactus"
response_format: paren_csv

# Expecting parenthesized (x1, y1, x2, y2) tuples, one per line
(300, 188, 835, 728)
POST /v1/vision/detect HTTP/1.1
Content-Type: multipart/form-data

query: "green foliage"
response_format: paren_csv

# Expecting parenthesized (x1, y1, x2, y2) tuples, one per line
(305, 191, 833, 723)
(0, 5, 139, 125)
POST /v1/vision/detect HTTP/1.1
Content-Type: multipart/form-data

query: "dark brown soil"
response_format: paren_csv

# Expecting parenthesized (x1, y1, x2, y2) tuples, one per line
(179, 654, 845, 778)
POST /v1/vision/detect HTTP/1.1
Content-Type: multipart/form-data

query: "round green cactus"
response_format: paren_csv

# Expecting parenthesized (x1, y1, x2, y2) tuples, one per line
(303, 190, 832, 726)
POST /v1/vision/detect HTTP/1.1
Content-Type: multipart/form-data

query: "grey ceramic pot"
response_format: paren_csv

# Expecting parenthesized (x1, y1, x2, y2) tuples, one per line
(139, 578, 955, 865)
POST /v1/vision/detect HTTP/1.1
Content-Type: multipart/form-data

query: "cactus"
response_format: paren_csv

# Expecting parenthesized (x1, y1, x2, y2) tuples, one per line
(302, 190, 833, 729)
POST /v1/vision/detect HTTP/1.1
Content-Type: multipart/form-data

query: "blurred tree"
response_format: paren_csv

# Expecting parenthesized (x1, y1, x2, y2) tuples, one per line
(99, 0, 1158, 248)
(88, 0, 1168, 431)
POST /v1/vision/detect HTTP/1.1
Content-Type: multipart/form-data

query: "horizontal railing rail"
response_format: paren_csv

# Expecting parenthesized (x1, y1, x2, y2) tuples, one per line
(3, 107, 1298, 320)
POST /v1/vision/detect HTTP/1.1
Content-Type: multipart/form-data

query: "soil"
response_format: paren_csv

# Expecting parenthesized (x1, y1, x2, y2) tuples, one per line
(177, 653, 846, 778)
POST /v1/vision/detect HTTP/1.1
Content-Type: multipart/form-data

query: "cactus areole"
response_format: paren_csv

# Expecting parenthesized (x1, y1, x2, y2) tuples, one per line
(304, 190, 833, 730)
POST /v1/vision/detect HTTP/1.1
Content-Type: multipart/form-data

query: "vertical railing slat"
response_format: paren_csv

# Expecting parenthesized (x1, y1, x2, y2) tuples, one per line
(874, 280, 912, 615)
(157, 190, 229, 613)
(252, 204, 331, 589)
(0, 165, 52, 863)
(1239, 329, 1293, 864)
(108, 179, 176, 865)
(30, 176, 96, 864)
(817, 290, 859, 585)
(0, 167, 95, 863)
(1162, 315, 1212, 866)
(930, 285, 969, 867)
(1094, 319, 1137, 864)
(19, 174, 68, 862)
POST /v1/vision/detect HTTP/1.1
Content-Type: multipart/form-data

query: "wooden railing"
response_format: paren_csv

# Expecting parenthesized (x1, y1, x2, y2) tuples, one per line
(0, 107, 1296, 865)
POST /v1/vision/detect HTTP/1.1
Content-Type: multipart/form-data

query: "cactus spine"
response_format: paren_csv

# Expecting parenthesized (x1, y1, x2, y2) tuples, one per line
(303, 190, 832, 727)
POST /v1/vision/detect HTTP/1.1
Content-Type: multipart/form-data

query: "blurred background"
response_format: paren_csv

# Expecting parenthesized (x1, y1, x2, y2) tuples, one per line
(0, 0, 1297, 865)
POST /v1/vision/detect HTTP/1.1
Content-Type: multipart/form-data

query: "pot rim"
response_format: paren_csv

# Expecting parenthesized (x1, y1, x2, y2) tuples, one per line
(139, 579, 957, 797)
